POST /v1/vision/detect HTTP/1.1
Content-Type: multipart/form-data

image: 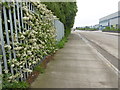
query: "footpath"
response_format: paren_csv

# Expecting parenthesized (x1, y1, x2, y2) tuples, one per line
(31, 32, 118, 88)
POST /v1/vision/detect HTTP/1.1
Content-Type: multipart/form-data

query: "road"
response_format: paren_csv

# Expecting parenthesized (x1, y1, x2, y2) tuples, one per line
(76, 30, 119, 70)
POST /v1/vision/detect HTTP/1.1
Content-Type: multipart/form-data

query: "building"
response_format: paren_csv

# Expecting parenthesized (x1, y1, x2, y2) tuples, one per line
(99, 11, 120, 30)
(93, 24, 99, 29)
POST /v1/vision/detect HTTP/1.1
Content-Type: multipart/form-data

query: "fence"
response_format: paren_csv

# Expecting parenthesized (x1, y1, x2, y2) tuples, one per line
(54, 19, 64, 42)
(0, 1, 36, 82)
(0, 0, 64, 84)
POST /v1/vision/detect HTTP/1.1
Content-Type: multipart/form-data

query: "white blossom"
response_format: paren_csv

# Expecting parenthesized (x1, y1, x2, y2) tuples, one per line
(7, 20, 10, 23)
(11, 64, 15, 67)
(27, 51, 32, 55)
(28, 63, 32, 66)
(8, 30, 11, 33)
(20, 66, 23, 68)
(24, 48, 27, 51)
(11, 0, 15, 3)
(4, 45, 12, 50)
(4, 69, 9, 74)
(8, 76, 13, 80)
(33, 61, 36, 64)
(28, 15, 33, 20)
(3, 2, 57, 82)
(14, 47, 23, 51)
(23, 68, 32, 73)
(15, 62, 20, 66)
(20, 35, 25, 40)
(16, 54, 21, 57)
(29, 39, 37, 43)
(23, 17, 29, 21)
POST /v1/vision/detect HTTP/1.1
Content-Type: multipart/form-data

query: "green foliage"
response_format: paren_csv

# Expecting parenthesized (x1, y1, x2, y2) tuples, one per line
(0, 55, 2, 59)
(118, 29, 120, 31)
(65, 28, 71, 37)
(2, 73, 29, 88)
(76, 27, 98, 31)
(2, 2, 57, 88)
(0, 74, 2, 90)
(34, 65, 45, 74)
(2, 81, 29, 88)
(102, 26, 110, 31)
(43, 2, 78, 36)
(56, 36, 68, 49)
(102, 26, 120, 32)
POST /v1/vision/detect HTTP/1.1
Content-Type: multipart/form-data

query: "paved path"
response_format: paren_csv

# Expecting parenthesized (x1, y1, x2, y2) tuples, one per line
(31, 32, 118, 88)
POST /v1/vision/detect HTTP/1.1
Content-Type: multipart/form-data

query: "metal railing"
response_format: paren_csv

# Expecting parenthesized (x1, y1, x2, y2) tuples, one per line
(54, 19, 64, 41)
(0, 1, 64, 83)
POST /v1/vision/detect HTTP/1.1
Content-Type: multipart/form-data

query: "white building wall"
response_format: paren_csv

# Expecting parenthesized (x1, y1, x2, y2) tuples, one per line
(110, 18, 118, 26)
(54, 19, 64, 42)
(99, 11, 120, 30)
(99, 21, 108, 27)
(100, 12, 118, 22)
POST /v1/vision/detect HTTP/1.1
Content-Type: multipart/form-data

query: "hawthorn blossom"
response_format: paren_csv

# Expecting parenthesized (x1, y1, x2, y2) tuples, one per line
(14, 47, 23, 51)
(4, 45, 12, 50)
(3, 2, 58, 82)
(23, 17, 29, 21)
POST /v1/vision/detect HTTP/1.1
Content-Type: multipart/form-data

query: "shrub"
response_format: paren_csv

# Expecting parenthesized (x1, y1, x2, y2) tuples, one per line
(56, 37, 68, 49)
(2, 2, 57, 87)
(76, 27, 98, 31)
(44, 2, 78, 35)
(2, 81, 29, 88)
(102, 26, 120, 32)
(34, 65, 45, 74)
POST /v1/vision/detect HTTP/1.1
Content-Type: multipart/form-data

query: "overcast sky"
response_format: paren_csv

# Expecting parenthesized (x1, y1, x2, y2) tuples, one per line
(73, 0, 120, 28)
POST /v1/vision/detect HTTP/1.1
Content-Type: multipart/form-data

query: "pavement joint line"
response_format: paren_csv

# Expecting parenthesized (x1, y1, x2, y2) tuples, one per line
(78, 33, 119, 75)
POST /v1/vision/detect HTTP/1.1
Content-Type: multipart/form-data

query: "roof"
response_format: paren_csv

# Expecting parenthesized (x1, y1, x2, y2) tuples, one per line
(99, 11, 120, 22)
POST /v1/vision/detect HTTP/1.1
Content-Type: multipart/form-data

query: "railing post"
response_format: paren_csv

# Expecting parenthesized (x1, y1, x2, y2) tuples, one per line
(0, 42, 2, 90)
(0, 2, 3, 89)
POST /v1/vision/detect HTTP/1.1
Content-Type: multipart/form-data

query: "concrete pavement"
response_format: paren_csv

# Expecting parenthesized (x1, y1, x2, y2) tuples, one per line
(31, 32, 118, 88)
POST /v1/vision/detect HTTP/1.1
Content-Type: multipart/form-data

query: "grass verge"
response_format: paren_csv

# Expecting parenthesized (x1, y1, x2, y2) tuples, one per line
(56, 36, 68, 49)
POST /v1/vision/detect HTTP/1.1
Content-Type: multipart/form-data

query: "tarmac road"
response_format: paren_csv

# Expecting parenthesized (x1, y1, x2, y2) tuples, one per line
(76, 30, 119, 71)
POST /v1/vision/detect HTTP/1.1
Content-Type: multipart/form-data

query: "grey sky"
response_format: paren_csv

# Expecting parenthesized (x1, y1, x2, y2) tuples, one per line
(73, 0, 120, 28)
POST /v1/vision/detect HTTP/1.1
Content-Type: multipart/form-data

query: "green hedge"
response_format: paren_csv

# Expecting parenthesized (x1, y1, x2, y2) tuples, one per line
(76, 27, 98, 31)
(102, 27, 120, 32)
(43, 2, 78, 36)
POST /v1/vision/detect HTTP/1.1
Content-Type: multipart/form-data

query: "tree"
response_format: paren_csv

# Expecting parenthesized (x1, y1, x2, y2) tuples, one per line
(43, 2, 78, 36)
